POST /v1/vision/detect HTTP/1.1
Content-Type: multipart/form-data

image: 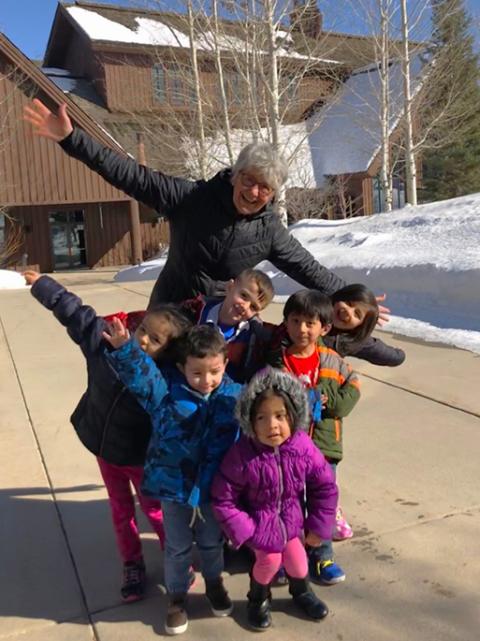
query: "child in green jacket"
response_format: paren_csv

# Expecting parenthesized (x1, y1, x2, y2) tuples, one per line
(267, 289, 360, 586)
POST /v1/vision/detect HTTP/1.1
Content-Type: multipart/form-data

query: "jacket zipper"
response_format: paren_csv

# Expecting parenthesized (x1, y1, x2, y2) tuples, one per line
(274, 446, 288, 545)
(99, 386, 126, 457)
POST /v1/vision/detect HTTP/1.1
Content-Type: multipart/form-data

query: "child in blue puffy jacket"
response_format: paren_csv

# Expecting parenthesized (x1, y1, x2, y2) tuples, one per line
(105, 322, 241, 636)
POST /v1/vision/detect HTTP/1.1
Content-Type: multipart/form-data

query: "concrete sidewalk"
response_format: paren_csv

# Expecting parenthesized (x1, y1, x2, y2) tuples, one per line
(1, 277, 479, 641)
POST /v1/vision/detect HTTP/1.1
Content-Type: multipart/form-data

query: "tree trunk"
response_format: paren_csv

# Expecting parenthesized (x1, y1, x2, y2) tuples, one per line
(400, 0, 417, 205)
(379, 0, 393, 212)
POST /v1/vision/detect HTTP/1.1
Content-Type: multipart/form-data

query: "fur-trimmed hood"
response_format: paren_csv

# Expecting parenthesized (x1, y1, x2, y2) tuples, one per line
(236, 367, 310, 437)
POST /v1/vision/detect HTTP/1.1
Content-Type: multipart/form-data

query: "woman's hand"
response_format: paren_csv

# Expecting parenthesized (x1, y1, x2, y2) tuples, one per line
(305, 531, 323, 548)
(102, 316, 130, 350)
(23, 99, 73, 142)
(23, 270, 41, 286)
(376, 293, 390, 326)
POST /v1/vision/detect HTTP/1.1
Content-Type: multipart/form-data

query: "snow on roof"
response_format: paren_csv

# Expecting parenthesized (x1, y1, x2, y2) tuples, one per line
(66, 6, 338, 62)
(306, 54, 426, 178)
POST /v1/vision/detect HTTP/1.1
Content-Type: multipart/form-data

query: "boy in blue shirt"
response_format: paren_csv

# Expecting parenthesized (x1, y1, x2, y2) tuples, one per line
(104, 322, 241, 636)
(182, 268, 274, 382)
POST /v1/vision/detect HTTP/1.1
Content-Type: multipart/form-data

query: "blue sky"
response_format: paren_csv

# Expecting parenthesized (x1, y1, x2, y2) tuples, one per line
(1, 0, 479, 61)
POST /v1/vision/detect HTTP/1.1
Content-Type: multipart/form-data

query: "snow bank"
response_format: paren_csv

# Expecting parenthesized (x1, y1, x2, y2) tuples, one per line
(0, 270, 27, 290)
(114, 192, 480, 353)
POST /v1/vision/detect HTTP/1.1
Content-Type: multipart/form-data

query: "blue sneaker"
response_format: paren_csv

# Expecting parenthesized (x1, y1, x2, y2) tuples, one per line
(310, 558, 346, 585)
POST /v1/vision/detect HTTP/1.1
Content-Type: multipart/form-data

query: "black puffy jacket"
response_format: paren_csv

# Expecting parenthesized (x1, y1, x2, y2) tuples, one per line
(324, 334, 406, 367)
(60, 129, 346, 306)
(31, 276, 152, 466)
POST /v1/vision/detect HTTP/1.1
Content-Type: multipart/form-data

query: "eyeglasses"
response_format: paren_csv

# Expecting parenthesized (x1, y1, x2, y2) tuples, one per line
(239, 171, 274, 197)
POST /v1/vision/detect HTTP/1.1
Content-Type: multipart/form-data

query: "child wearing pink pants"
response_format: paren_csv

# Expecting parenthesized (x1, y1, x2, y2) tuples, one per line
(212, 368, 338, 630)
(25, 271, 191, 602)
(97, 459, 165, 580)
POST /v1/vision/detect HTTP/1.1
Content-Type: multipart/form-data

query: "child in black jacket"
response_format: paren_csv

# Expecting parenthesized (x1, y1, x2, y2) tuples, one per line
(24, 270, 191, 603)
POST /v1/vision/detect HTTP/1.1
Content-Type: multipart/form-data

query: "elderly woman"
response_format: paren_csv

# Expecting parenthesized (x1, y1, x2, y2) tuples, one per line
(25, 99, 349, 307)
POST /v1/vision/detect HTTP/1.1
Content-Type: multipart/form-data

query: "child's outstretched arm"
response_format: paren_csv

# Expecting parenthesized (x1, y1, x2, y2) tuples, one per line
(104, 324, 168, 415)
(25, 271, 107, 357)
(210, 444, 256, 549)
(348, 336, 406, 367)
(303, 438, 338, 543)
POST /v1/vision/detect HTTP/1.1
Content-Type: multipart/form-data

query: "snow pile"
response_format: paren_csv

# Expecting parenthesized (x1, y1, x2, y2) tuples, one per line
(0, 270, 27, 290)
(115, 192, 480, 353)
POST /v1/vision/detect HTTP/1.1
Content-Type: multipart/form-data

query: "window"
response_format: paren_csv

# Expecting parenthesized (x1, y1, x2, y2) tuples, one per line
(152, 62, 195, 106)
(224, 71, 243, 106)
(0, 213, 5, 248)
(373, 176, 406, 213)
(152, 64, 166, 102)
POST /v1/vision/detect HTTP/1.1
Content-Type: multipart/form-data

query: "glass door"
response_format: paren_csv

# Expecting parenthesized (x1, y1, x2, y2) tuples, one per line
(49, 210, 86, 269)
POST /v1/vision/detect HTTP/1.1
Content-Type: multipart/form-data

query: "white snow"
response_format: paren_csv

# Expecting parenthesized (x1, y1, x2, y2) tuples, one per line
(114, 192, 480, 354)
(183, 55, 426, 188)
(0, 270, 26, 290)
(66, 6, 337, 62)
(307, 56, 426, 179)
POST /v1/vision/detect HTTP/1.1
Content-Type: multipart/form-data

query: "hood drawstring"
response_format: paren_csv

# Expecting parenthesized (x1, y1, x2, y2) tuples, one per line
(189, 506, 206, 528)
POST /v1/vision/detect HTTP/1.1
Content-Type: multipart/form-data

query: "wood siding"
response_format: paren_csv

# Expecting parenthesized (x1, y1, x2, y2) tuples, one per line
(100, 51, 334, 125)
(0, 61, 129, 207)
(7, 203, 170, 271)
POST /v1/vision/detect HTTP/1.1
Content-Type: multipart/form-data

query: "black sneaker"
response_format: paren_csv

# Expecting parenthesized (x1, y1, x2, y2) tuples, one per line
(205, 577, 233, 616)
(165, 594, 188, 635)
(120, 559, 146, 603)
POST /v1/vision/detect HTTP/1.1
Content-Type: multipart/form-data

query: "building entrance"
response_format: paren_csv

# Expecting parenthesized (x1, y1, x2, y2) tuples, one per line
(49, 210, 86, 269)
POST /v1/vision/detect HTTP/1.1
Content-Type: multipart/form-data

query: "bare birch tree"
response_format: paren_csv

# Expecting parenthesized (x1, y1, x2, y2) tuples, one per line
(0, 64, 26, 266)
(113, 0, 354, 224)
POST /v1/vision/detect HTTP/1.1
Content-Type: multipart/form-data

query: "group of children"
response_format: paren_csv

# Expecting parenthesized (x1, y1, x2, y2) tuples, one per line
(23, 267, 405, 635)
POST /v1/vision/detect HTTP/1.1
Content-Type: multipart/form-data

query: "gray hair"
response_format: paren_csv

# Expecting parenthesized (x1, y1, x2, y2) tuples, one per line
(232, 142, 289, 192)
(236, 367, 310, 437)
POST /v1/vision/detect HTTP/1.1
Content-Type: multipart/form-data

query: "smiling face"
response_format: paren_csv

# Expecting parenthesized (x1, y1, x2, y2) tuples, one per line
(232, 170, 275, 216)
(219, 276, 264, 325)
(285, 313, 330, 353)
(179, 353, 227, 395)
(332, 301, 368, 331)
(134, 314, 176, 360)
(253, 394, 292, 447)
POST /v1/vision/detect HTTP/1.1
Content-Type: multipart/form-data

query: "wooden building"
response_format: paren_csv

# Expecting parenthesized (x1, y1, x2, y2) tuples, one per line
(1, 1, 422, 272)
(0, 31, 167, 272)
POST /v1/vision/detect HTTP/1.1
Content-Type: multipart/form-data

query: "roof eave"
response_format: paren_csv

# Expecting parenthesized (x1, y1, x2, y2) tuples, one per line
(0, 31, 125, 153)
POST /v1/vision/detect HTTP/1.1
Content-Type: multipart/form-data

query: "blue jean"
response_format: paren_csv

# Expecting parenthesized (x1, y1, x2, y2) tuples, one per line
(162, 501, 224, 594)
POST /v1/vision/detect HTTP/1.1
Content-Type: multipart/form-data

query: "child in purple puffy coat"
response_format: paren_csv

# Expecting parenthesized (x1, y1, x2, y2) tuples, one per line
(211, 368, 338, 630)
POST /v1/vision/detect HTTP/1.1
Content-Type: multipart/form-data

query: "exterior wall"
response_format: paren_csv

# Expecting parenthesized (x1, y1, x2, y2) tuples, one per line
(98, 50, 334, 125)
(361, 177, 374, 215)
(7, 202, 169, 272)
(0, 61, 128, 207)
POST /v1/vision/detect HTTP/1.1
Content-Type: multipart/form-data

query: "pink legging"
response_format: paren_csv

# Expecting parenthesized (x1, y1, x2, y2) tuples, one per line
(252, 537, 308, 585)
(97, 457, 165, 563)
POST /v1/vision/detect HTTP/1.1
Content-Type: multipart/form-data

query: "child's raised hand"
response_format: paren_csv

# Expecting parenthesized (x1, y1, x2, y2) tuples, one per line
(305, 531, 323, 548)
(23, 99, 73, 142)
(376, 293, 391, 326)
(23, 270, 41, 286)
(102, 316, 130, 349)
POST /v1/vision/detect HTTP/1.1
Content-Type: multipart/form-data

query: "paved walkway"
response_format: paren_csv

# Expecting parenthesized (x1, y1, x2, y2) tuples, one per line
(1, 274, 479, 641)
